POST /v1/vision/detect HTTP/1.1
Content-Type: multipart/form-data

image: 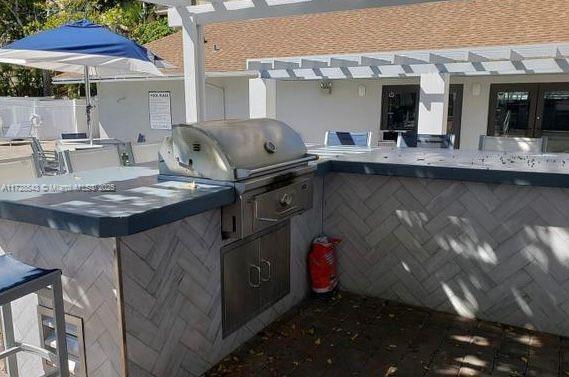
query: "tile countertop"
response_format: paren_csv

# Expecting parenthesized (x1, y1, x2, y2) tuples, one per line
(310, 146, 569, 187)
(0, 165, 235, 237)
(4, 146, 569, 238)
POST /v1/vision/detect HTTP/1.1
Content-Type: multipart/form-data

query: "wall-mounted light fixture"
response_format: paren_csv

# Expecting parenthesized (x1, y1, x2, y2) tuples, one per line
(320, 80, 332, 95)
(358, 85, 367, 97)
(472, 83, 482, 97)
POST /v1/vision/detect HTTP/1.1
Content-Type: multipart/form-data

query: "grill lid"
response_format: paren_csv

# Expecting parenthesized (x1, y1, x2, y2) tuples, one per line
(159, 118, 311, 181)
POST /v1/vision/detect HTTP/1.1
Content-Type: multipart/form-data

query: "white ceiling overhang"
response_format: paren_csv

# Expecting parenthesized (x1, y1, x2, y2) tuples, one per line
(245, 43, 569, 80)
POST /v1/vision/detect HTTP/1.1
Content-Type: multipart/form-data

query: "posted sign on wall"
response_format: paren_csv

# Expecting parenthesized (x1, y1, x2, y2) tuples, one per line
(149, 91, 172, 130)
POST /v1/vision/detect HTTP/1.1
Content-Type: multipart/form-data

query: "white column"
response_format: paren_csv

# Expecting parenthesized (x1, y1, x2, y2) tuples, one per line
(417, 72, 450, 135)
(249, 78, 277, 119)
(179, 9, 206, 124)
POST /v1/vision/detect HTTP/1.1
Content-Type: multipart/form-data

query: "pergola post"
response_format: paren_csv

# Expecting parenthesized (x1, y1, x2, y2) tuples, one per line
(249, 78, 277, 119)
(417, 72, 450, 135)
(179, 8, 206, 124)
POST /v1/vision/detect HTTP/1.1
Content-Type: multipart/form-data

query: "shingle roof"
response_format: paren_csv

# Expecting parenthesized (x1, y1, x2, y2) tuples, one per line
(57, 0, 569, 79)
(199, 0, 569, 72)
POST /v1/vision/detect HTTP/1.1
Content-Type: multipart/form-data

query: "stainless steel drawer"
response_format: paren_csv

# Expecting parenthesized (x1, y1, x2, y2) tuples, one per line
(252, 177, 313, 233)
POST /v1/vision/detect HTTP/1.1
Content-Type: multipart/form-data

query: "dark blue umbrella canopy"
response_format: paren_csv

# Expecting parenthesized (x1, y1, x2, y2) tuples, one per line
(0, 19, 165, 143)
(0, 19, 164, 75)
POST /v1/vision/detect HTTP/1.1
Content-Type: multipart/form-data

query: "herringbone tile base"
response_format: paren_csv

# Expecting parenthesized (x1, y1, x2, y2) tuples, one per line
(324, 172, 569, 336)
(119, 177, 323, 376)
(0, 177, 323, 377)
(0, 219, 123, 377)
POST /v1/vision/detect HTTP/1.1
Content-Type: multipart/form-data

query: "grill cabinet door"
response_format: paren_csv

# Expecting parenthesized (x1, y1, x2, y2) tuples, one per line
(222, 238, 260, 337)
(260, 221, 291, 310)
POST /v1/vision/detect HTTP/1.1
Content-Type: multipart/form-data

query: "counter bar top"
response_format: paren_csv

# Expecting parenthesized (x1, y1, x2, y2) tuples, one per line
(311, 146, 569, 188)
(0, 165, 235, 237)
(4, 147, 569, 238)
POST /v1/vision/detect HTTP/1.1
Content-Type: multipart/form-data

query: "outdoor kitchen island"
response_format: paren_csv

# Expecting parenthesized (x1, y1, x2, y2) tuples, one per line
(0, 164, 324, 377)
(3, 147, 569, 376)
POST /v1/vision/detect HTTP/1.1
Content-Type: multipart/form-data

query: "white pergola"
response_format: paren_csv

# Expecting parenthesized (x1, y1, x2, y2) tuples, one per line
(141, 0, 569, 136)
(140, 0, 452, 124)
(247, 43, 569, 79)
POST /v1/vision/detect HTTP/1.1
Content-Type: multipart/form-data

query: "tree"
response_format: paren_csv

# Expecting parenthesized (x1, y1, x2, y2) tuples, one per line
(0, 0, 174, 97)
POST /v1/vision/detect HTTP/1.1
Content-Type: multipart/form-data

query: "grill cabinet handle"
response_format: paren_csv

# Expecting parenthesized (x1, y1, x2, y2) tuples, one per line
(248, 265, 261, 288)
(260, 259, 271, 282)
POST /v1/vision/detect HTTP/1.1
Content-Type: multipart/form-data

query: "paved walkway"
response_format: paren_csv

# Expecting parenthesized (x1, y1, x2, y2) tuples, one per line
(206, 291, 569, 377)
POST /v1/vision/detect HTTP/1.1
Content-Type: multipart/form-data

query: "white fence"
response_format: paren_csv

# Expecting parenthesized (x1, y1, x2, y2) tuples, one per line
(0, 96, 98, 140)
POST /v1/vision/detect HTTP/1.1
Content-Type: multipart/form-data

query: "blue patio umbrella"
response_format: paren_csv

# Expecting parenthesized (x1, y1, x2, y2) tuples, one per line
(0, 20, 166, 143)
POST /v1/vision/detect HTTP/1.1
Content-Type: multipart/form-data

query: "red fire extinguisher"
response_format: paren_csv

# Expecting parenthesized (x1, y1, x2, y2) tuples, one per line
(308, 236, 341, 295)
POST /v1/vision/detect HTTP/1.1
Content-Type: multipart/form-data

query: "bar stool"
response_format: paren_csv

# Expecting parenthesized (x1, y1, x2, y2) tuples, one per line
(0, 255, 69, 377)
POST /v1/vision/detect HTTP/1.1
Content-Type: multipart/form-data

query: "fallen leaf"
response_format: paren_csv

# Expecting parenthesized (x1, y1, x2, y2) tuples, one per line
(385, 366, 397, 376)
(386, 344, 398, 351)
(314, 337, 321, 345)
(327, 358, 333, 365)
(351, 333, 359, 341)
(388, 314, 396, 318)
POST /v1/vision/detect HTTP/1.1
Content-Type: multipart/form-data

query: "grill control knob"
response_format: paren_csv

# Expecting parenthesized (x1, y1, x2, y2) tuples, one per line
(280, 193, 293, 207)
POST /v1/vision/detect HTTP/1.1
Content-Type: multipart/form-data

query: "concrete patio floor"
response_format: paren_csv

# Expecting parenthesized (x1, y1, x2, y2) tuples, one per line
(206, 292, 569, 377)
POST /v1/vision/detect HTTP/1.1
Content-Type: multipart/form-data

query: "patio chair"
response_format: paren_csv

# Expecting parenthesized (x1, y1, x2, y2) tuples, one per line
(61, 145, 122, 173)
(0, 156, 38, 184)
(60, 133, 87, 140)
(132, 142, 162, 164)
(479, 135, 547, 153)
(0, 255, 69, 377)
(324, 131, 372, 147)
(31, 137, 61, 176)
(397, 133, 455, 149)
(3, 122, 32, 140)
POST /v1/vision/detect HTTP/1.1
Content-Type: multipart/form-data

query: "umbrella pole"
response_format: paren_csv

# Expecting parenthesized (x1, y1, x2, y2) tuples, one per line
(84, 65, 93, 145)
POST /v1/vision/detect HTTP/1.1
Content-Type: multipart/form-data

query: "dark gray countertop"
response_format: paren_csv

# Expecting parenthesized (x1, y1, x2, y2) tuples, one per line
(4, 146, 569, 238)
(310, 146, 569, 188)
(0, 165, 235, 238)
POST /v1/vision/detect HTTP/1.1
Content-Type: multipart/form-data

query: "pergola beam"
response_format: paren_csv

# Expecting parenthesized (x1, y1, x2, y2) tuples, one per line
(255, 57, 569, 80)
(164, 0, 450, 26)
(247, 43, 569, 71)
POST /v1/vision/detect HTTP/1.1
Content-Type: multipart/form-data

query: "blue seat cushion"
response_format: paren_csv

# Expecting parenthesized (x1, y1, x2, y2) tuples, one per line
(0, 255, 59, 295)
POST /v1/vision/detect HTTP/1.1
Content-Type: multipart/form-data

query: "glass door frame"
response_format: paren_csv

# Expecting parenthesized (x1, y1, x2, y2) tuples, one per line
(487, 82, 569, 138)
(535, 82, 569, 136)
(381, 85, 421, 132)
(380, 84, 464, 146)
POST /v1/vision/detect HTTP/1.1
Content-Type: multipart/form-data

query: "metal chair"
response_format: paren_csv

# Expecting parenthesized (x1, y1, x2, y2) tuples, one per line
(61, 145, 122, 173)
(397, 133, 455, 149)
(479, 135, 547, 153)
(0, 255, 69, 377)
(31, 137, 61, 176)
(324, 131, 372, 147)
(132, 142, 162, 164)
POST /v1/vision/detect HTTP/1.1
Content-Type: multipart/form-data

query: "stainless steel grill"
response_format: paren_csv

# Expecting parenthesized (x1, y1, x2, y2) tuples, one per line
(158, 118, 317, 240)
